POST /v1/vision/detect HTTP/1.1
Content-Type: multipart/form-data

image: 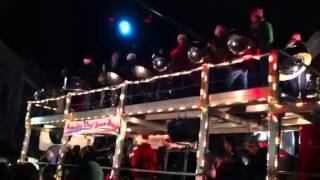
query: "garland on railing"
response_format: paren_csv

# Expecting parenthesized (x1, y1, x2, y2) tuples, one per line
(27, 53, 268, 105)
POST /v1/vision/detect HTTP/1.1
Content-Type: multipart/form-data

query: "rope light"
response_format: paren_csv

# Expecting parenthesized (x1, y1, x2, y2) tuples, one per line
(34, 104, 58, 111)
(27, 53, 268, 105)
(28, 95, 66, 104)
(29, 91, 320, 124)
(207, 53, 268, 69)
(125, 104, 198, 116)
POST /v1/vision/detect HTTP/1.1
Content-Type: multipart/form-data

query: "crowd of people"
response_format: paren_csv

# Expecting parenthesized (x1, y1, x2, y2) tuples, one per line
(0, 145, 106, 180)
(205, 135, 268, 180)
(0, 134, 271, 180)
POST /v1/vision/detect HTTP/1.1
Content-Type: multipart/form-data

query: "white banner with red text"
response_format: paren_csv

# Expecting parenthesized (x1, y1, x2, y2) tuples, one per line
(64, 116, 120, 135)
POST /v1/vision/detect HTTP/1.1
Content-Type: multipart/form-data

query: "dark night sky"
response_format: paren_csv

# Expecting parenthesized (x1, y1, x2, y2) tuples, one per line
(1, 0, 320, 87)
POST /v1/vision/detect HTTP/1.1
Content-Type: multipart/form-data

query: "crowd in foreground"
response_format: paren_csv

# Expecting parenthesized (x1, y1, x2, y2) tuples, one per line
(1, 134, 301, 180)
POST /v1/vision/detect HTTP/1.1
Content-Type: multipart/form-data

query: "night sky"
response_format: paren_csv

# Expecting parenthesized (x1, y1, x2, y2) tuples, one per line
(1, 0, 320, 88)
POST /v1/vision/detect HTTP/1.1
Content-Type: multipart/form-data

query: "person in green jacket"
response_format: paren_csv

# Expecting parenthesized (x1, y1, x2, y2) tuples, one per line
(250, 8, 274, 87)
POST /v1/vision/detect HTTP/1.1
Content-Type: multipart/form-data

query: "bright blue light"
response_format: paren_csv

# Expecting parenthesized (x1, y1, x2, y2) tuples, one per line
(118, 20, 132, 36)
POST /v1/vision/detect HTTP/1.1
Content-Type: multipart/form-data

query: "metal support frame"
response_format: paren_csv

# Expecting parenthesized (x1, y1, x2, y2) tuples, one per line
(209, 109, 266, 131)
(18, 102, 33, 162)
(125, 116, 167, 132)
(110, 83, 128, 179)
(55, 93, 72, 180)
(182, 148, 190, 180)
(267, 51, 281, 180)
(196, 64, 210, 180)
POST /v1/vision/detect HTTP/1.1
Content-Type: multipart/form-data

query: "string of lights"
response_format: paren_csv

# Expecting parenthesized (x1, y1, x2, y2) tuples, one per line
(128, 66, 202, 84)
(32, 120, 64, 126)
(27, 55, 320, 125)
(207, 53, 269, 68)
(28, 95, 66, 104)
(29, 99, 320, 126)
(34, 103, 58, 111)
(27, 53, 268, 105)
(70, 83, 124, 96)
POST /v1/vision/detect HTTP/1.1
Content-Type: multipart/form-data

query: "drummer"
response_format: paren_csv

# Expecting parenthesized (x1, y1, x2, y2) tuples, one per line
(207, 24, 248, 92)
(98, 51, 124, 107)
(280, 33, 311, 99)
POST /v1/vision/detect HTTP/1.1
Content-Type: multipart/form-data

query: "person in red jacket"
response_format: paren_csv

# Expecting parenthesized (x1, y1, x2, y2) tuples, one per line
(170, 34, 190, 72)
(170, 34, 197, 97)
(130, 135, 158, 180)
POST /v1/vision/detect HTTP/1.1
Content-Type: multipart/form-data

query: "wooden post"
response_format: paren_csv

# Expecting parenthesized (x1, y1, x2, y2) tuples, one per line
(267, 51, 281, 180)
(196, 64, 210, 180)
(55, 93, 72, 180)
(110, 83, 128, 179)
(18, 102, 33, 162)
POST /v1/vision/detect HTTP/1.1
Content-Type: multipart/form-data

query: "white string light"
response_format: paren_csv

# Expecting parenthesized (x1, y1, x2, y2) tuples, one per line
(34, 104, 58, 111)
(27, 54, 269, 106)
(28, 95, 66, 104)
(125, 105, 199, 116)
(207, 53, 268, 69)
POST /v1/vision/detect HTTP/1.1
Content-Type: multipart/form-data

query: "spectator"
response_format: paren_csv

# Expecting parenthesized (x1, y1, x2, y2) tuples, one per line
(72, 145, 81, 163)
(75, 160, 104, 180)
(40, 165, 55, 180)
(130, 135, 158, 180)
(215, 136, 245, 180)
(81, 145, 95, 161)
(244, 135, 267, 180)
(63, 146, 73, 164)
(10, 163, 39, 180)
(205, 153, 220, 180)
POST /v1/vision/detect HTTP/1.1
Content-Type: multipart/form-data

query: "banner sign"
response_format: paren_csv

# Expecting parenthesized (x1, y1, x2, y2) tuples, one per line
(64, 116, 120, 135)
